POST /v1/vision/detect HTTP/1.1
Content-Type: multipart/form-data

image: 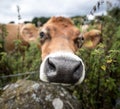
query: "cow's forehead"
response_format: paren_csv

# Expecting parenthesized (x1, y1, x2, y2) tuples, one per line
(41, 17, 80, 39)
(46, 17, 74, 26)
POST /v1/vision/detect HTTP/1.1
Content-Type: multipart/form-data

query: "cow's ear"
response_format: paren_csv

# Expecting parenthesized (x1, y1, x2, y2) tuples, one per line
(82, 29, 101, 49)
(20, 24, 38, 43)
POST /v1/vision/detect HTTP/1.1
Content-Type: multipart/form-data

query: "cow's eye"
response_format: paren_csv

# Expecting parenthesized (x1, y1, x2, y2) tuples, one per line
(39, 31, 50, 44)
(74, 36, 84, 48)
(39, 32, 45, 39)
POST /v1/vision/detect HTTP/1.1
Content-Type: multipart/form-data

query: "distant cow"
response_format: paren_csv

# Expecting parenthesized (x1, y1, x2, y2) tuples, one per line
(39, 17, 101, 85)
(0, 23, 38, 52)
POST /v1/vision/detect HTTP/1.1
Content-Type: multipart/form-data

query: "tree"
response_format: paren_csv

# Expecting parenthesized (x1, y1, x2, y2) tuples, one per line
(32, 17, 49, 27)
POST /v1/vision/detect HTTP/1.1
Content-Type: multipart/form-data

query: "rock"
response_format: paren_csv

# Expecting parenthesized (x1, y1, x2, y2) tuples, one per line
(0, 79, 81, 109)
(52, 98, 64, 109)
(115, 98, 120, 109)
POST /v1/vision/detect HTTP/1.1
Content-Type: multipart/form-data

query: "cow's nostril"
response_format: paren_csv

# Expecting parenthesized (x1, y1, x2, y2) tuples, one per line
(46, 58, 57, 77)
(48, 58, 56, 71)
(73, 62, 83, 80)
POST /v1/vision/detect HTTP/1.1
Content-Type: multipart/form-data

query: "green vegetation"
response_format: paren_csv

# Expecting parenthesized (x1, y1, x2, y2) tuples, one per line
(0, 6, 120, 109)
(32, 17, 50, 26)
(0, 38, 41, 87)
(74, 7, 120, 109)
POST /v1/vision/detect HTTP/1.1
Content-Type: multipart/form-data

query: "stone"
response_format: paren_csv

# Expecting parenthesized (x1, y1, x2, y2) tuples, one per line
(0, 79, 81, 109)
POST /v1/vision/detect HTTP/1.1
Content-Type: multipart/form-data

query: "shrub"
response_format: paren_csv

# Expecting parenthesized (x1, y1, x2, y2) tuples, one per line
(74, 12, 120, 109)
(0, 42, 41, 88)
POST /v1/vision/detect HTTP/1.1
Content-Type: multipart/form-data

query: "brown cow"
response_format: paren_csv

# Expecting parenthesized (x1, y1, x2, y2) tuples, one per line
(0, 17, 101, 85)
(39, 17, 101, 85)
(0, 23, 38, 52)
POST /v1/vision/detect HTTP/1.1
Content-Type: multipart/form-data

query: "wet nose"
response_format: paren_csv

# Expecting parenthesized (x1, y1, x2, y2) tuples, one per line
(44, 57, 84, 84)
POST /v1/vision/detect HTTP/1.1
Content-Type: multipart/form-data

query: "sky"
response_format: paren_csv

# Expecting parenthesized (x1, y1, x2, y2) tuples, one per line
(0, 0, 118, 24)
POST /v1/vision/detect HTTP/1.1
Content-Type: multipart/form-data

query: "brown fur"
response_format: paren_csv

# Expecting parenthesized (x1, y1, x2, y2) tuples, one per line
(39, 17, 101, 60)
(39, 17, 81, 60)
(0, 23, 38, 52)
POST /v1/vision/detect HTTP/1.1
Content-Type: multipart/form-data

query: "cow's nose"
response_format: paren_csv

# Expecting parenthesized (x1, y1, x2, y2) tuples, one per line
(44, 57, 84, 84)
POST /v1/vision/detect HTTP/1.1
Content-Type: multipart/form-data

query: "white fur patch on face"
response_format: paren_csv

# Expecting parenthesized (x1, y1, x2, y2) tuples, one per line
(39, 51, 85, 85)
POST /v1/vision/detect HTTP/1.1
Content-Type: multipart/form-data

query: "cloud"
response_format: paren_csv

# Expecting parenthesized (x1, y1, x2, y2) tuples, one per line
(0, 0, 118, 23)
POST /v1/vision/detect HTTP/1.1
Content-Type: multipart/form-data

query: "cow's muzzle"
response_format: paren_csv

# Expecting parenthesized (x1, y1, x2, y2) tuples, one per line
(40, 52, 85, 85)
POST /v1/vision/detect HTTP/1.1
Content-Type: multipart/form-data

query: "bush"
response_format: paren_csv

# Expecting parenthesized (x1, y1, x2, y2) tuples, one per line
(0, 42, 41, 88)
(74, 11, 120, 109)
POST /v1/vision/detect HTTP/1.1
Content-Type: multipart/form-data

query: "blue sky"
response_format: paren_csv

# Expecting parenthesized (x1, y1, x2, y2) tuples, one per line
(0, 0, 118, 23)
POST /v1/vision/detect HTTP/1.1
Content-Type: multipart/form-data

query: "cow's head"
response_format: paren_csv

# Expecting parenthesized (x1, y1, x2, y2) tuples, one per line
(39, 17, 101, 85)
